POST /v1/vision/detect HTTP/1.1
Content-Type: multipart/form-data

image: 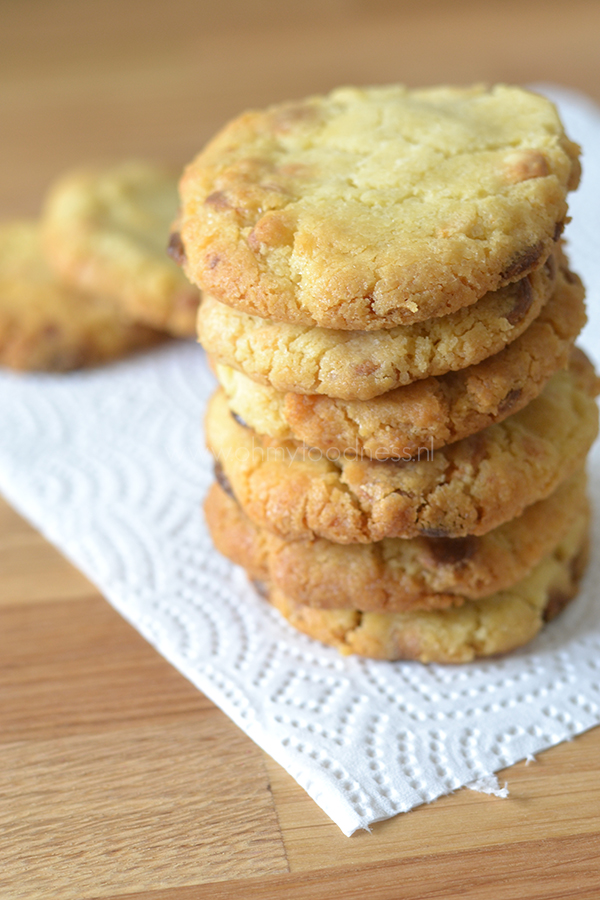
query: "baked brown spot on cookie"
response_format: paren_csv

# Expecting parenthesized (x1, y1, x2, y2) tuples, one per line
(205, 191, 232, 209)
(497, 388, 523, 415)
(167, 231, 187, 266)
(248, 212, 295, 251)
(213, 460, 235, 498)
(543, 589, 573, 622)
(422, 536, 477, 567)
(504, 276, 534, 325)
(503, 150, 549, 183)
(501, 241, 546, 282)
(230, 410, 249, 428)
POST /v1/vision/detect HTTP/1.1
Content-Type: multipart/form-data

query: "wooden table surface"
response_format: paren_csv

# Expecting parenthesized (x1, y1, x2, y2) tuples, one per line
(2, 2, 600, 898)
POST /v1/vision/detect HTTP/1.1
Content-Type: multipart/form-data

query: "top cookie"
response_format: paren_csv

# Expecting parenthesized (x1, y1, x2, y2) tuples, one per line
(42, 161, 201, 337)
(178, 84, 579, 330)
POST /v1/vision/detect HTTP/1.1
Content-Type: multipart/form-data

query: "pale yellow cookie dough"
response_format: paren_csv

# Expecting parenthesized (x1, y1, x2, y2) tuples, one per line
(180, 84, 579, 330)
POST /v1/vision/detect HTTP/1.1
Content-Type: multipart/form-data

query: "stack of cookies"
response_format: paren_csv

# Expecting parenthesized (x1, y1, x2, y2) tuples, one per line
(0, 161, 200, 371)
(175, 84, 599, 663)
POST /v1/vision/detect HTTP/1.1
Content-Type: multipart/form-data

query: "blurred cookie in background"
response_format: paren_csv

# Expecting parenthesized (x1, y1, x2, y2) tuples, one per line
(42, 160, 201, 337)
(0, 221, 164, 371)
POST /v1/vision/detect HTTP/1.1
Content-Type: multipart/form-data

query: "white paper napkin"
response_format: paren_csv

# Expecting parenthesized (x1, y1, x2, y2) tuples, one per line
(1, 87, 600, 837)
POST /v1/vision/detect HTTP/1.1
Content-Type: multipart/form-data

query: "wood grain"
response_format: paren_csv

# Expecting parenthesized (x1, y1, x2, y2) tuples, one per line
(0, 585, 289, 900)
(1, 2, 600, 897)
(85, 833, 600, 900)
(0, 720, 288, 899)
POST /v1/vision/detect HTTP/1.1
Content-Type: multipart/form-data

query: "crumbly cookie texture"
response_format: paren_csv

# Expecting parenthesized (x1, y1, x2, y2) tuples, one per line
(205, 350, 599, 543)
(199, 254, 556, 401)
(205, 468, 587, 611)
(179, 84, 579, 330)
(265, 511, 589, 663)
(215, 259, 585, 457)
(0, 221, 164, 371)
(41, 160, 201, 336)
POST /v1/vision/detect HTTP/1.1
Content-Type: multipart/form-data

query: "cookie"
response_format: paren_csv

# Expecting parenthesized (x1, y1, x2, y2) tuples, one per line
(41, 161, 201, 337)
(264, 510, 589, 662)
(199, 253, 557, 401)
(0, 221, 164, 371)
(205, 468, 587, 611)
(179, 84, 579, 330)
(205, 350, 599, 543)
(214, 260, 585, 457)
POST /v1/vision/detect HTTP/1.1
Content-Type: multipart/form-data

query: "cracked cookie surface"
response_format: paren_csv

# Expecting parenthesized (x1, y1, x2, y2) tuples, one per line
(199, 252, 557, 401)
(0, 221, 164, 371)
(265, 510, 589, 662)
(205, 468, 587, 611)
(205, 350, 599, 543)
(214, 260, 585, 456)
(180, 84, 579, 330)
(42, 161, 201, 336)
